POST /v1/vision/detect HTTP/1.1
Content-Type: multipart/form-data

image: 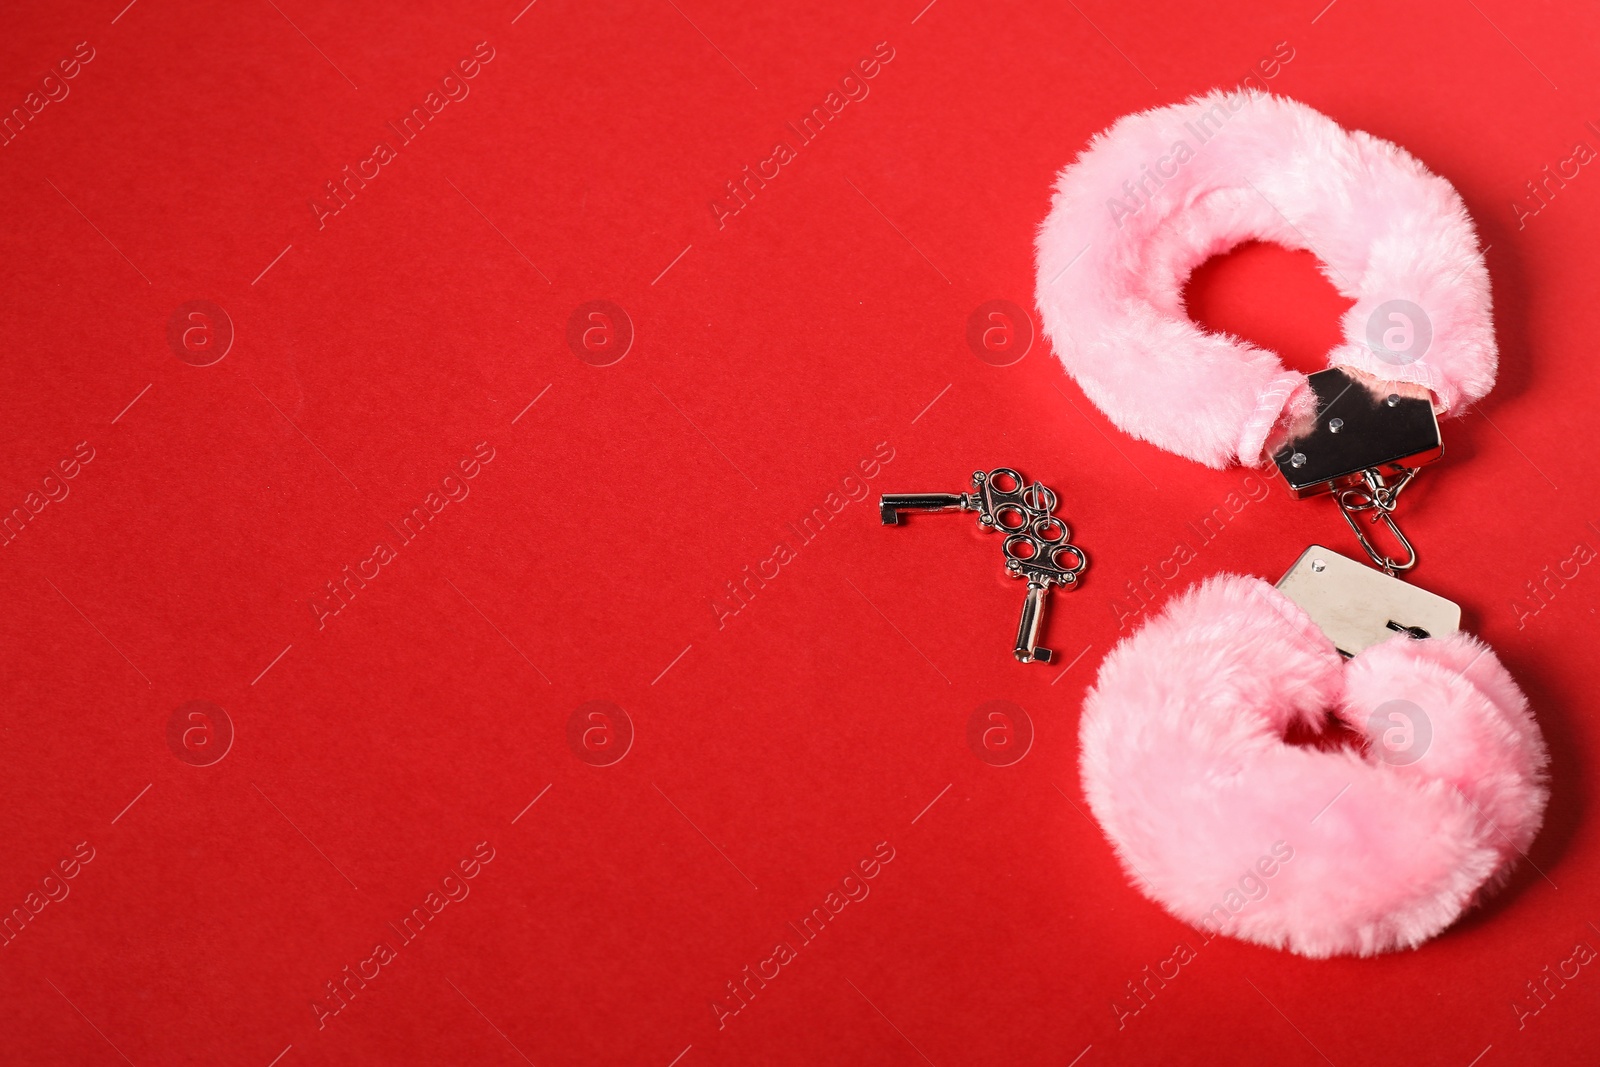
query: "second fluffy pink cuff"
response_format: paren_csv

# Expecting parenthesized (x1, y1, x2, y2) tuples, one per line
(1078, 574, 1549, 957)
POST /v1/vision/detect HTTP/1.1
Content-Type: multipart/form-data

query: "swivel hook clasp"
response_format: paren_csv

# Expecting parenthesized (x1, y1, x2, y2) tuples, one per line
(1334, 467, 1419, 575)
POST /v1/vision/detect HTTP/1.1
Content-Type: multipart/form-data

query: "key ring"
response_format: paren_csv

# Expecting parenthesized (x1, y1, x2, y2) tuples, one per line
(880, 468, 1088, 664)
(1035, 90, 1548, 957)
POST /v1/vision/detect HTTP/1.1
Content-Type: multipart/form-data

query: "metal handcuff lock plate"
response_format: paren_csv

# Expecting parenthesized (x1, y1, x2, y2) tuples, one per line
(1268, 368, 1461, 656)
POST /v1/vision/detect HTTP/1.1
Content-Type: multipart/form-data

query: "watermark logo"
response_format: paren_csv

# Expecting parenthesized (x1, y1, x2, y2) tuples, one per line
(166, 700, 233, 766)
(309, 442, 496, 630)
(1105, 43, 1294, 231)
(1512, 136, 1597, 230)
(567, 700, 634, 766)
(1117, 840, 1293, 1028)
(0, 41, 96, 150)
(1513, 935, 1598, 1030)
(1109, 472, 1271, 631)
(711, 841, 895, 1029)
(310, 840, 496, 1029)
(1511, 538, 1596, 629)
(1365, 299, 1431, 366)
(966, 300, 1033, 367)
(167, 301, 233, 366)
(967, 700, 1033, 766)
(308, 42, 497, 230)
(566, 301, 633, 366)
(710, 441, 895, 629)
(1367, 699, 1430, 766)
(0, 440, 94, 549)
(0, 841, 95, 950)
(708, 42, 896, 229)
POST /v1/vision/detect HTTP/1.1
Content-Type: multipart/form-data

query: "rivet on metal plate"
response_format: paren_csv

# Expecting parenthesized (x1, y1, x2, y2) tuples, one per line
(1276, 545, 1460, 657)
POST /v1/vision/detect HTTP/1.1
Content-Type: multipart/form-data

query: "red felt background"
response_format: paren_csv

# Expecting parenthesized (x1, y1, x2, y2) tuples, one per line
(2, 0, 1599, 1064)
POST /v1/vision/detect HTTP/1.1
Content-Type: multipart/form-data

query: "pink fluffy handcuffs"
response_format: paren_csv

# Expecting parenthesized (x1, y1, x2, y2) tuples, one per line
(1036, 91, 1549, 957)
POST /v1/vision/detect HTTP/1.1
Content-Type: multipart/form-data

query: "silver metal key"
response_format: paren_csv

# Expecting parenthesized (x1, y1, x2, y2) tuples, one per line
(880, 468, 1088, 664)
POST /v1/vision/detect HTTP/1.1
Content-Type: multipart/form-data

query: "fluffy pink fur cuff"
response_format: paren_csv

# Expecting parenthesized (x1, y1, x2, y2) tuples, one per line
(1078, 574, 1549, 957)
(1035, 91, 1496, 468)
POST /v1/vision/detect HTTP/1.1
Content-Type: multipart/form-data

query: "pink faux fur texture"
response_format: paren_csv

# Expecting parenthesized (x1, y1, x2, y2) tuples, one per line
(1078, 574, 1549, 957)
(1035, 90, 1497, 468)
